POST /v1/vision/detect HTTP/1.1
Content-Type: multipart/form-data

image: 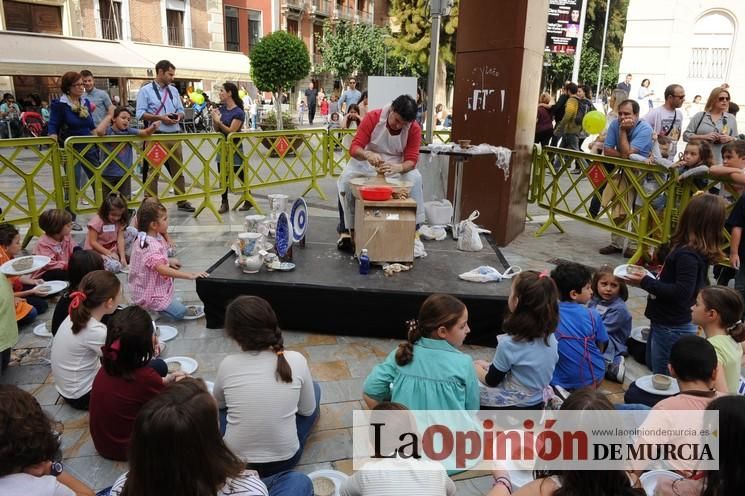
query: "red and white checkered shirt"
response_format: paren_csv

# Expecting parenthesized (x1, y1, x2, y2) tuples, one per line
(128, 234, 173, 311)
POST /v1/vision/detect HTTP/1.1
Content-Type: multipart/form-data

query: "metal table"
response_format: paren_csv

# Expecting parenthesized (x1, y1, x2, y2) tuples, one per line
(419, 146, 497, 238)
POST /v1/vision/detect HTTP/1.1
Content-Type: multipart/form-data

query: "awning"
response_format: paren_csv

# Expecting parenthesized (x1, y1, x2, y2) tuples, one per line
(0, 31, 251, 81)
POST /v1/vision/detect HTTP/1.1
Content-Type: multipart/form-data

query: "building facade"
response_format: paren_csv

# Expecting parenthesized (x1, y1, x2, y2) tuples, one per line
(618, 0, 743, 126)
(0, 0, 250, 103)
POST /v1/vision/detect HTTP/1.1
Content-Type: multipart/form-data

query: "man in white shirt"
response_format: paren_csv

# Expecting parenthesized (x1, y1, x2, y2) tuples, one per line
(643, 84, 685, 156)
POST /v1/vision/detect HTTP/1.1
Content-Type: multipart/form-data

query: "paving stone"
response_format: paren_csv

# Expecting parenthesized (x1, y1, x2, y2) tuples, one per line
(319, 378, 365, 404)
(309, 360, 352, 382)
(0, 363, 50, 384)
(316, 400, 362, 431)
(299, 428, 352, 465)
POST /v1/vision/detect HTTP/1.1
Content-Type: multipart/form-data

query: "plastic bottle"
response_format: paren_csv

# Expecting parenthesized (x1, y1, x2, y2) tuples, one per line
(359, 249, 370, 275)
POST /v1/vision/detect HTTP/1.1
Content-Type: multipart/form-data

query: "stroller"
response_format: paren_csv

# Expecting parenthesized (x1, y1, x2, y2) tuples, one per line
(21, 111, 46, 137)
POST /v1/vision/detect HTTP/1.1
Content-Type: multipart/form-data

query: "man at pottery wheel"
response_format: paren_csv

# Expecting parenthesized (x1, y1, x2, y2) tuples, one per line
(336, 94, 424, 252)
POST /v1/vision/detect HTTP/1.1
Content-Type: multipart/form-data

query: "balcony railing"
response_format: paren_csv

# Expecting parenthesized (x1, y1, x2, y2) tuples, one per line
(168, 26, 184, 46)
(100, 18, 121, 40)
(284, 0, 304, 9)
(312, 0, 332, 16)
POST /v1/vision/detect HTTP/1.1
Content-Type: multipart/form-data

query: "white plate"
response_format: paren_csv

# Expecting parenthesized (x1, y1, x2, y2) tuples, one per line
(164, 356, 199, 375)
(120, 266, 130, 274)
(156, 325, 178, 342)
(509, 470, 534, 490)
(635, 374, 680, 396)
(205, 380, 214, 394)
(182, 305, 205, 321)
(35, 280, 68, 296)
(639, 470, 683, 496)
(631, 326, 649, 344)
(1, 255, 51, 276)
(290, 197, 308, 243)
(308, 469, 348, 496)
(613, 264, 654, 280)
(33, 322, 52, 338)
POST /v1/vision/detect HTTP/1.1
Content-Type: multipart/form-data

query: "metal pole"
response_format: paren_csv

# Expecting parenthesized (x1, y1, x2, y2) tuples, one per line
(571, 0, 589, 83)
(425, 2, 441, 143)
(595, 0, 611, 102)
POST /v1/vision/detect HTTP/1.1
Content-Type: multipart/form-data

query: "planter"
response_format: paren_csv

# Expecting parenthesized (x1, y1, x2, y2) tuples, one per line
(259, 124, 306, 157)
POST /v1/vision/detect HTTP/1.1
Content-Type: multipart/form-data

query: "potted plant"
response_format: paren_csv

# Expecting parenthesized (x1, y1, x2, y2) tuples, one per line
(250, 31, 310, 131)
(259, 111, 304, 156)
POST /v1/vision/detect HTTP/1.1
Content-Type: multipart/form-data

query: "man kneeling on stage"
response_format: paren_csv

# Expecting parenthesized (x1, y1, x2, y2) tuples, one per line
(336, 94, 424, 252)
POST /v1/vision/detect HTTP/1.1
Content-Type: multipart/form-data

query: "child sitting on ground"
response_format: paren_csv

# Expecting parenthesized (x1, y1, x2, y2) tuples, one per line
(475, 271, 559, 409)
(0, 385, 94, 495)
(51, 250, 104, 335)
(651, 335, 723, 409)
(108, 379, 273, 496)
(363, 294, 480, 410)
(214, 296, 320, 477)
(89, 306, 181, 461)
(550, 262, 609, 390)
(32, 209, 77, 281)
(0, 274, 17, 376)
(0, 223, 48, 328)
(691, 286, 745, 393)
(51, 270, 121, 410)
(588, 265, 632, 383)
(94, 106, 159, 199)
(129, 200, 208, 320)
(340, 402, 456, 495)
(84, 192, 137, 273)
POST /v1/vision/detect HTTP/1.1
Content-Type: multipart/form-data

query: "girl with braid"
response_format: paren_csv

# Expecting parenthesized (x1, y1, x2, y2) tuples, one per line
(363, 293, 480, 410)
(214, 296, 320, 477)
(50, 270, 121, 410)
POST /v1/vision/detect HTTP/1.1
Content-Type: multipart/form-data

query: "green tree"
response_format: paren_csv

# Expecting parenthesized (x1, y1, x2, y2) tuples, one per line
(317, 20, 387, 83)
(387, 0, 459, 108)
(250, 31, 310, 130)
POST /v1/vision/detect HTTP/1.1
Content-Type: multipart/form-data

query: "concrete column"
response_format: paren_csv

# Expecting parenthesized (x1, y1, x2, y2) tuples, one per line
(449, 0, 548, 245)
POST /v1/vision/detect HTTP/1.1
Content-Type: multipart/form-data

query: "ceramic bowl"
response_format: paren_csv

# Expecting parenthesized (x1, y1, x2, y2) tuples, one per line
(458, 139, 472, 148)
(652, 374, 672, 390)
(312, 477, 335, 496)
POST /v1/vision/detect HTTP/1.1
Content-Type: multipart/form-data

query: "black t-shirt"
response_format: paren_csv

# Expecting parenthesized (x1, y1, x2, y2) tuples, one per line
(727, 195, 745, 260)
(304, 88, 318, 106)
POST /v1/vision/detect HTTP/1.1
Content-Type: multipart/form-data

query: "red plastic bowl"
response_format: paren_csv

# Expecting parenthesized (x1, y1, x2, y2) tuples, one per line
(359, 186, 393, 201)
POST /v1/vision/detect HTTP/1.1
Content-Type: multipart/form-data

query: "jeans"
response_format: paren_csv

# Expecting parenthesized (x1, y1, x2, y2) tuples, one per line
(160, 299, 187, 320)
(222, 381, 321, 477)
(261, 470, 313, 496)
(646, 321, 697, 374)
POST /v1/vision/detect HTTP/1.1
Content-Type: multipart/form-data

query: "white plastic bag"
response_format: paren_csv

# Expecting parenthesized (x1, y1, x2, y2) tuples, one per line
(458, 265, 522, 283)
(457, 210, 483, 251)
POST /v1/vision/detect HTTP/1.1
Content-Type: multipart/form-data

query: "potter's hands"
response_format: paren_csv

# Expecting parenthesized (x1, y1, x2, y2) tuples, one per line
(377, 163, 403, 175)
(365, 151, 383, 167)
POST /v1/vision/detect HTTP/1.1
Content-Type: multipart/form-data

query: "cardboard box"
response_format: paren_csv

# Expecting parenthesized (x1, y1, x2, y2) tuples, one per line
(354, 198, 416, 262)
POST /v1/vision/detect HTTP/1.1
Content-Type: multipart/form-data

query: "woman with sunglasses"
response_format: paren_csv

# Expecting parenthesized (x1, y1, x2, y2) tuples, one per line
(684, 86, 738, 161)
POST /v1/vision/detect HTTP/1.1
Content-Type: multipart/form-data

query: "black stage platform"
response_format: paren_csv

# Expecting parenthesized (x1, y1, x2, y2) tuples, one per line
(197, 217, 510, 346)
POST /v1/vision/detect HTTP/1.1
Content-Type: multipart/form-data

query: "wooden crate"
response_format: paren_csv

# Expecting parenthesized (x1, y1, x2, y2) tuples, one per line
(354, 197, 416, 262)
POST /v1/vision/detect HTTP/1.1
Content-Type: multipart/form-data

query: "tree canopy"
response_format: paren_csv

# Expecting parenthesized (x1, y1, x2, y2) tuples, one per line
(250, 30, 310, 92)
(316, 20, 387, 79)
(249, 30, 310, 129)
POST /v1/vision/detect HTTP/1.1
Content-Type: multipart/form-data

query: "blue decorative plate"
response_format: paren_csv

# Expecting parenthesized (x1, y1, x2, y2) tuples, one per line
(290, 197, 308, 243)
(275, 212, 292, 257)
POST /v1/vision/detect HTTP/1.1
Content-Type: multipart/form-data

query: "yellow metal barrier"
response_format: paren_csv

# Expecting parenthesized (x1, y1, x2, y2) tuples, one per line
(531, 145, 739, 264)
(64, 133, 225, 219)
(225, 129, 328, 213)
(326, 129, 356, 177)
(0, 137, 63, 247)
